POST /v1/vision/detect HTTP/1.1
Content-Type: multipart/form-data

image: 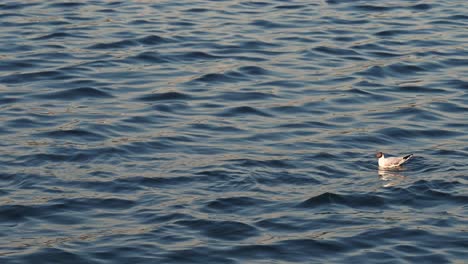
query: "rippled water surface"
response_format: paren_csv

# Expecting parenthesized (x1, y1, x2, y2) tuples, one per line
(1, 1, 467, 263)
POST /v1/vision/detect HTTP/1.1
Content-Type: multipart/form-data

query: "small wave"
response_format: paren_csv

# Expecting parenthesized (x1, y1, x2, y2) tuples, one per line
(315, 165, 349, 178)
(205, 196, 270, 213)
(127, 51, 170, 63)
(239, 40, 281, 49)
(237, 65, 270, 76)
(13, 146, 127, 166)
(0, 3, 32, 11)
(0, 60, 36, 71)
(445, 14, 468, 20)
(368, 51, 402, 58)
(365, 106, 444, 121)
(230, 158, 294, 169)
(118, 140, 176, 155)
(375, 29, 428, 37)
(190, 123, 244, 133)
(355, 3, 431, 13)
(219, 91, 276, 101)
(224, 239, 349, 262)
(269, 105, 316, 114)
(256, 80, 304, 88)
(121, 115, 159, 125)
(331, 96, 370, 105)
(441, 58, 468, 67)
(137, 35, 172, 45)
(314, 46, 360, 56)
(170, 21, 196, 27)
(118, 169, 238, 189)
(394, 85, 446, 93)
(298, 192, 386, 209)
(0, 204, 45, 222)
(0, 70, 74, 84)
(376, 127, 463, 140)
(6, 117, 45, 128)
(255, 217, 305, 232)
(255, 172, 321, 186)
(0, 97, 19, 105)
(0, 196, 134, 224)
(444, 79, 468, 90)
(357, 62, 431, 78)
(387, 62, 425, 75)
(410, 4, 432, 10)
(277, 120, 337, 130)
(383, 180, 468, 208)
(432, 101, 468, 113)
(353, 5, 395, 12)
(190, 72, 247, 83)
(37, 129, 106, 142)
(184, 8, 209, 13)
(16, 153, 88, 166)
(250, 19, 290, 29)
(138, 91, 192, 101)
(48, 2, 84, 8)
(33, 32, 76, 40)
(87, 39, 138, 50)
(34, 87, 113, 100)
(175, 219, 258, 241)
(217, 106, 272, 117)
(52, 197, 135, 211)
(129, 19, 153, 25)
(174, 51, 222, 62)
(138, 212, 191, 225)
(118, 176, 200, 188)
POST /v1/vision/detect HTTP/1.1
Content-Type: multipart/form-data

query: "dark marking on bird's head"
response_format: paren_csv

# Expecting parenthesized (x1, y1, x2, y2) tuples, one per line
(376, 152, 383, 158)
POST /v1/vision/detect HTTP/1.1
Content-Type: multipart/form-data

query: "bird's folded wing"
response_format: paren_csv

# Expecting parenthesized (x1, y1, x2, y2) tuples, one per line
(384, 157, 403, 167)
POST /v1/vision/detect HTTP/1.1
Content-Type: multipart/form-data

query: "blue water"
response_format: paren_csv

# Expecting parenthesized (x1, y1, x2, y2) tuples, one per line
(1, 1, 467, 263)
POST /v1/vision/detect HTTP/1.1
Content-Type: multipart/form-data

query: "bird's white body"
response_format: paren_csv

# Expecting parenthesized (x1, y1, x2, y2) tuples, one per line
(377, 152, 413, 168)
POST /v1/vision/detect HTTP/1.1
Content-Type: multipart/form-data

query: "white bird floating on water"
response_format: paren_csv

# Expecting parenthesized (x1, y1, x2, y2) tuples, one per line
(376, 152, 413, 169)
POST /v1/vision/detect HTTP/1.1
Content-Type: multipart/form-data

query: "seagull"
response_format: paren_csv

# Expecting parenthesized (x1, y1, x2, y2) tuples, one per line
(376, 152, 413, 168)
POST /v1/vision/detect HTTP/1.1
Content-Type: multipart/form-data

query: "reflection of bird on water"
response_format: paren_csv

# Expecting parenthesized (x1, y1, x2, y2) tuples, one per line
(378, 168, 406, 187)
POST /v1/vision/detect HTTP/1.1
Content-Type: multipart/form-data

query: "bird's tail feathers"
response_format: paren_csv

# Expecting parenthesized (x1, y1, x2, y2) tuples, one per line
(403, 154, 413, 160)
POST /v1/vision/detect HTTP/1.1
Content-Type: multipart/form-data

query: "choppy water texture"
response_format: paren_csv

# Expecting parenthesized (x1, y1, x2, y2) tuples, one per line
(1, 1, 467, 263)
